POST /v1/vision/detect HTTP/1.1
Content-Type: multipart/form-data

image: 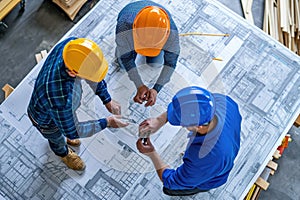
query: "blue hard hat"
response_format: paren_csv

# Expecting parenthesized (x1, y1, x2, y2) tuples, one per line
(167, 86, 215, 127)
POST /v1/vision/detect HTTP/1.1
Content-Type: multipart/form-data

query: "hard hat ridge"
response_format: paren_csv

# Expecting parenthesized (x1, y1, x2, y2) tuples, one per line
(133, 6, 170, 57)
(167, 86, 215, 127)
(63, 38, 108, 82)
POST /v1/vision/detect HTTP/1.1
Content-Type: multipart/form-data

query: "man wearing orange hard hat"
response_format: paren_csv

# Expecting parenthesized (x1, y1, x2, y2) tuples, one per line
(27, 37, 129, 171)
(115, 1, 180, 107)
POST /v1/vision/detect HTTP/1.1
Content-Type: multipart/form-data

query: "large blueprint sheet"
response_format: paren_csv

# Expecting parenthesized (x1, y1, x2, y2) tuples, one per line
(0, 0, 299, 199)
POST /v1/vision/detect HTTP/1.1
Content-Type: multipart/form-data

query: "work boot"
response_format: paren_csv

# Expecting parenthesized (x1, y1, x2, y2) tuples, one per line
(61, 147, 86, 171)
(67, 138, 81, 147)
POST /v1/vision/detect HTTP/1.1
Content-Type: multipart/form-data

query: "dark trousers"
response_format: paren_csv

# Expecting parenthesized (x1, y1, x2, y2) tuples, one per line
(163, 187, 209, 196)
(28, 113, 68, 157)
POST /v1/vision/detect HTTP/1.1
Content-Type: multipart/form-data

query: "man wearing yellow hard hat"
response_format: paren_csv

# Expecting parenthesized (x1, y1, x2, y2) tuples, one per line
(115, 1, 180, 107)
(27, 37, 128, 171)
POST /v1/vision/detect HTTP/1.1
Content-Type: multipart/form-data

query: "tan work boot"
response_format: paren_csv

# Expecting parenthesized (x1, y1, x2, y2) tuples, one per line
(61, 147, 86, 171)
(66, 138, 81, 147)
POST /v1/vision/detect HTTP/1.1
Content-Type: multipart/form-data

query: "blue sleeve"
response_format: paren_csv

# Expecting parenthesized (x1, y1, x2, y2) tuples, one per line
(95, 80, 111, 104)
(154, 28, 180, 92)
(115, 22, 143, 88)
(50, 97, 107, 139)
(162, 156, 218, 190)
(86, 79, 112, 104)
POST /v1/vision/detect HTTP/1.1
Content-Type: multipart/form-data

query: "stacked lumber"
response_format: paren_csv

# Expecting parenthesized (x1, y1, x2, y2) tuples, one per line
(244, 160, 278, 200)
(52, 0, 87, 21)
(263, 0, 300, 55)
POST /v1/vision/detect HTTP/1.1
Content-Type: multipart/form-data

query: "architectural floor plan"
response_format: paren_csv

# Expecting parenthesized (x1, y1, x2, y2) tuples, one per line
(0, 0, 299, 199)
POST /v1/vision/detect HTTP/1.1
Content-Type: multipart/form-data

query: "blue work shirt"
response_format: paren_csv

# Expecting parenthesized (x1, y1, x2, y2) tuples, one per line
(115, 0, 180, 92)
(27, 37, 110, 139)
(163, 94, 242, 190)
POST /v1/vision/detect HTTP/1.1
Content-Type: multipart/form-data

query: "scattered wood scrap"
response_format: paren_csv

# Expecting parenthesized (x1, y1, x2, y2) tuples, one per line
(52, 0, 87, 21)
(35, 50, 48, 63)
(2, 84, 14, 99)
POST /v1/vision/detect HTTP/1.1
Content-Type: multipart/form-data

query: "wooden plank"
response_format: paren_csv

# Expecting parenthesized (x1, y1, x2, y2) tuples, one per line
(294, 114, 300, 127)
(295, 0, 300, 31)
(255, 177, 270, 191)
(0, 0, 21, 20)
(40, 50, 48, 58)
(273, 2, 279, 40)
(277, 0, 285, 43)
(280, 0, 288, 32)
(52, 0, 87, 21)
(244, 184, 257, 200)
(241, 0, 254, 24)
(0, 0, 12, 11)
(251, 187, 262, 200)
(2, 84, 14, 99)
(269, 0, 276, 37)
(263, 0, 269, 32)
(246, 0, 254, 15)
(267, 160, 278, 171)
(35, 53, 42, 63)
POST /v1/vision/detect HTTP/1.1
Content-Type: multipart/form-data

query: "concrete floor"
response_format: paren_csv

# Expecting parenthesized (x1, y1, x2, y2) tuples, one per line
(0, 0, 299, 199)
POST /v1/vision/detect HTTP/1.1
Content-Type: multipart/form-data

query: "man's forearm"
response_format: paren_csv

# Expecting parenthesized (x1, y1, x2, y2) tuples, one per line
(147, 151, 170, 181)
(154, 65, 175, 92)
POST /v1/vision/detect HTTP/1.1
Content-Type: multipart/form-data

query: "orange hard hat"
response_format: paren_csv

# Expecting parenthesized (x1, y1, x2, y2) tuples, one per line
(63, 38, 108, 82)
(133, 6, 170, 57)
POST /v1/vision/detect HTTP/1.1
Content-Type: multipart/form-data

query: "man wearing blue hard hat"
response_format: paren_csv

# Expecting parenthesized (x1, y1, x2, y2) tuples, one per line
(136, 86, 242, 196)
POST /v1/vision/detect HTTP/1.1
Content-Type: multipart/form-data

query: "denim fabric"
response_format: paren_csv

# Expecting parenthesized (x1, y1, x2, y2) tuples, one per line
(145, 51, 164, 68)
(28, 113, 68, 157)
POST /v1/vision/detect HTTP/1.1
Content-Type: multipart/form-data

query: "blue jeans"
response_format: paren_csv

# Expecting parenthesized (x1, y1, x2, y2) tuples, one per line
(28, 113, 68, 157)
(163, 187, 209, 196)
(145, 51, 164, 68)
(115, 51, 164, 69)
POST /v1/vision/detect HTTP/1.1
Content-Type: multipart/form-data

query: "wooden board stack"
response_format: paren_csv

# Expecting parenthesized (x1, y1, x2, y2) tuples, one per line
(263, 0, 300, 55)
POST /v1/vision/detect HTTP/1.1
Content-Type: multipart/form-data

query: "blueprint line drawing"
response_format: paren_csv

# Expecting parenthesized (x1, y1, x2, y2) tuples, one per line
(0, 0, 299, 199)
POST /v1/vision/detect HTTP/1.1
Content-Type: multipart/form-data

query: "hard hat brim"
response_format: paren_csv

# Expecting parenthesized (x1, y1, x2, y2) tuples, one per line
(135, 47, 161, 57)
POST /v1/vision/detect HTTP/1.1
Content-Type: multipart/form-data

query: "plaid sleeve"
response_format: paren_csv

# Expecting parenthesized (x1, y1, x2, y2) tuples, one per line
(50, 100, 107, 139)
(95, 80, 111, 104)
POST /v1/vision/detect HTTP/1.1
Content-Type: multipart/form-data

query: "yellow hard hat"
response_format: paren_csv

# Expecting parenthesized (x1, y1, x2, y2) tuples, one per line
(133, 6, 170, 57)
(63, 38, 108, 82)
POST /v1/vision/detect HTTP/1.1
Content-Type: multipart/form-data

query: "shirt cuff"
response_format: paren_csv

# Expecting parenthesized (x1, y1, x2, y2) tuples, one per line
(98, 118, 108, 129)
(153, 83, 162, 93)
(162, 168, 176, 189)
(102, 96, 112, 105)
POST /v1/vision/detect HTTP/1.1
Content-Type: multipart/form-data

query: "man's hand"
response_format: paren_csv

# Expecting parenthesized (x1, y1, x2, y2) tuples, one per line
(136, 137, 170, 181)
(134, 85, 149, 104)
(106, 115, 129, 128)
(138, 112, 167, 138)
(136, 138, 155, 154)
(144, 89, 157, 107)
(105, 100, 121, 115)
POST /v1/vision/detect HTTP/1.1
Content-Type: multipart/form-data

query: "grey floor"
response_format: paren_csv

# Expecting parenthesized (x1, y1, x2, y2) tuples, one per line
(0, 0, 299, 199)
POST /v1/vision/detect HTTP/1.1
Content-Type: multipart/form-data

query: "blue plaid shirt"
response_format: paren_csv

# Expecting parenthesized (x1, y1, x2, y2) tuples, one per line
(116, 1, 180, 92)
(27, 37, 111, 139)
